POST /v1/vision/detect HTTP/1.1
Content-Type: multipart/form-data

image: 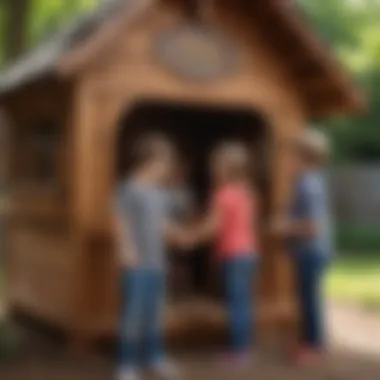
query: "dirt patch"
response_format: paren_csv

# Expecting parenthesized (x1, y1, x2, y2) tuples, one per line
(328, 301, 380, 357)
(1, 323, 380, 380)
(1, 301, 380, 380)
(1, 345, 380, 380)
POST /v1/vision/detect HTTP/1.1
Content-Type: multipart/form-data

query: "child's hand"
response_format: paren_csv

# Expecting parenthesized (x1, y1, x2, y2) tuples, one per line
(118, 251, 138, 268)
(270, 216, 291, 237)
(177, 230, 197, 250)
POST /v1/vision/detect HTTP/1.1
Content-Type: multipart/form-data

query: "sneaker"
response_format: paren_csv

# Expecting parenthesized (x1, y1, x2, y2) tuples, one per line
(150, 358, 180, 380)
(291, 346, 324, 366)
(116, 367, 140, 380)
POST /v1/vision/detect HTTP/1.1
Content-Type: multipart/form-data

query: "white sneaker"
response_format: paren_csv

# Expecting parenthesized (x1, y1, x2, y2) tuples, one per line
(116, 367, 140, 380)
(151, 359, 180, 380)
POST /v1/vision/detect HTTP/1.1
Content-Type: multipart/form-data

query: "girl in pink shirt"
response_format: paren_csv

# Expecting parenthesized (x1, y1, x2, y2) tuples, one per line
(194, 142, 258, 364)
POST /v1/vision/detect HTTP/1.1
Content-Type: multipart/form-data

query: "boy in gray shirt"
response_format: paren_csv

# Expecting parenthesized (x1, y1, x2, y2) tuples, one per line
(113, 134, 185, 380)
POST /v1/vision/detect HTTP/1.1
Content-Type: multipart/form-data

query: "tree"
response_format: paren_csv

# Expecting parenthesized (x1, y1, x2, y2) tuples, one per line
(299, 0, 380, 163)
(27, 0, 96, 47)
(0, 0, 96, 65)
(1, 0, 30, 60)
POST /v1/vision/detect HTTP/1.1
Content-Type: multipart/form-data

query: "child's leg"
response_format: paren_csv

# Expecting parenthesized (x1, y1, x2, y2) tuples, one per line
(117, 268, 146, 370)
(223, 257, 254, 353)
(142, 270, 166, 365)
(296, 253, 327, 348)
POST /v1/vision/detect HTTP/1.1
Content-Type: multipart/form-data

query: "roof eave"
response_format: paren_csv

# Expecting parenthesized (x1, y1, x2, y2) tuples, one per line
(57, 0, 155, 77)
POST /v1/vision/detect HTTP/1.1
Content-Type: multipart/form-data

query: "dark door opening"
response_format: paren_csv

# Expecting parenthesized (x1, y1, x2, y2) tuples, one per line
(116, 100, 271, 301)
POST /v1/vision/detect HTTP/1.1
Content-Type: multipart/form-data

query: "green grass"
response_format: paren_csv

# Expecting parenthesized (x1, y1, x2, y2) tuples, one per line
(326, 253, 380, 310)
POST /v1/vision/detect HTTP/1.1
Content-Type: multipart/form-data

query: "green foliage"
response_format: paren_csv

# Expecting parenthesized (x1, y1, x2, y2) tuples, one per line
(27, 0, 96, 47)
(299, 0, 380, 163)
(0, 5, 5, 64)
(0, 0, 96, 65)
(335, 223, 380, 252)
(0, 320, 23, 362)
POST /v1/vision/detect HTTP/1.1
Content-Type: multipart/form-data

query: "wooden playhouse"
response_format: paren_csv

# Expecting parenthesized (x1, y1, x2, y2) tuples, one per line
(0, 0, 363, 348)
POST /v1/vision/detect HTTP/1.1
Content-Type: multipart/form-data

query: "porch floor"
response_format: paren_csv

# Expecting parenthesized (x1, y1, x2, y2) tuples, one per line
(1, 302, 380, 380)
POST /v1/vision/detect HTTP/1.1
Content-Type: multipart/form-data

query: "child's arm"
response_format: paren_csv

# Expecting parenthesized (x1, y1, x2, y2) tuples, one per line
(112, 213, 138, 267)
(164, 207, 218, 249)
(272, 177, 321, 238)
(112, 188, 138, 268)
(193, 186, 240, 244)
(193, 203, 220, 244)
(164, 221, 188, 247)
(272, 217, 317, 238)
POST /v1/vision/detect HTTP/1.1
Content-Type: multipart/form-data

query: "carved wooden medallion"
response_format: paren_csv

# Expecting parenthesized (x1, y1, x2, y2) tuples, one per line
(154, 24, 237, 81)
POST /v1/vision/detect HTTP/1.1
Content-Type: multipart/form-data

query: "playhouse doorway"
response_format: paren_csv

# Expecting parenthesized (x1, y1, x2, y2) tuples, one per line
(116, 100, 272, 301)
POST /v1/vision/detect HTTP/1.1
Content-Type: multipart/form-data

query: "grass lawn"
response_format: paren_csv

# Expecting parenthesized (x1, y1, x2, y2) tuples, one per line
(326, 253, 380, 310)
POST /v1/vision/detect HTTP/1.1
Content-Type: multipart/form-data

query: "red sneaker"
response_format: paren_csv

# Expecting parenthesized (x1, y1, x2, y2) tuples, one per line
(291, 346, 324, 366)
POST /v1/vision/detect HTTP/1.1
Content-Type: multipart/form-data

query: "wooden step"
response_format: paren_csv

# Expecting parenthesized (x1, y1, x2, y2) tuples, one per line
(86, 297, 299, 339)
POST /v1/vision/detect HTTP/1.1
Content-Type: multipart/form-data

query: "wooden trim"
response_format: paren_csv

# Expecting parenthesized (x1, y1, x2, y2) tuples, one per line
(268, 1, 364, 114)
(82, 297, 299, 338)
(248, 1, 364, 116)
(66, 81, 96, 347)
(55, 0, 362, 117)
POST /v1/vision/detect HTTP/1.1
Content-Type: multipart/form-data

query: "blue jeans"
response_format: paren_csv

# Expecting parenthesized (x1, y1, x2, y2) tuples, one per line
(221, 256, 256, 352)
(294, 252, 328, 348)
(117, 268, 165, 368)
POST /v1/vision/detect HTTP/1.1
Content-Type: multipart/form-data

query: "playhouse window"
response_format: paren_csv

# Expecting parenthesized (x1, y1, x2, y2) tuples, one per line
(12, 118, 61, 190)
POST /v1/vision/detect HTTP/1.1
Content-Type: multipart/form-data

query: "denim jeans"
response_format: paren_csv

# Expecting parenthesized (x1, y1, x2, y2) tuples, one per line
(221, 256, 256, 352)
(294, 252, 328, 348)
(117, 268, 165, 368)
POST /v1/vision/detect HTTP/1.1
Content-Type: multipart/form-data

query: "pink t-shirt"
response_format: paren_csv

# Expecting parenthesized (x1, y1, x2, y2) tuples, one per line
(212, 183, 257, 260)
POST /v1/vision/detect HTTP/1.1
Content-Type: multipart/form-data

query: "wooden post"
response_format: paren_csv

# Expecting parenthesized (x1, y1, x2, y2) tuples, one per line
(67, 80, 128, 351)
(67, 80, 98, 354)
(267, 106, 304, 346)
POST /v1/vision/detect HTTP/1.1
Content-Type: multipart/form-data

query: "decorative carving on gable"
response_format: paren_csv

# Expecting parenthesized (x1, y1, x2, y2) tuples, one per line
(154, 23, 237, 82)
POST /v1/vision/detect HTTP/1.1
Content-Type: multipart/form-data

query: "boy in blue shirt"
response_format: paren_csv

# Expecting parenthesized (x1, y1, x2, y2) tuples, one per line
(272, 128, 332, 364)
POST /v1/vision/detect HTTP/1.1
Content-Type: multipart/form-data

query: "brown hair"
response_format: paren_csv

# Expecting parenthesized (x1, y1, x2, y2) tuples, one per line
(131, 132, 174, 167)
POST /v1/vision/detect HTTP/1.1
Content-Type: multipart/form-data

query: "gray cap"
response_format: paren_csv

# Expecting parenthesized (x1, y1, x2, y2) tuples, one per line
(294, 128, 331, 158)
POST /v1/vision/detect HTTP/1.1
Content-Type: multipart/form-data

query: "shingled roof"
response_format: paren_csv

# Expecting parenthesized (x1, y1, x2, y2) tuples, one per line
(0, 0, 364, 116)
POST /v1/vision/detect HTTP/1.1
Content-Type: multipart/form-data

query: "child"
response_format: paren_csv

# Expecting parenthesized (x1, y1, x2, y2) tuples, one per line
(192, 142, 259, 365)
(113, 133, 184, 380)
(271, 128, 332, 364)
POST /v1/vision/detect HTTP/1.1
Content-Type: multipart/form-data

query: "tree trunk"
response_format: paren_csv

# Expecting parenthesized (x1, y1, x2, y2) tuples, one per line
(4, 0, 30, 61)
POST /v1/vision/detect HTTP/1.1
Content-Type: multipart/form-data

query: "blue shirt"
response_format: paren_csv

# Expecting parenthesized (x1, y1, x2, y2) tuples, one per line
(289, 170, 333, 256)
